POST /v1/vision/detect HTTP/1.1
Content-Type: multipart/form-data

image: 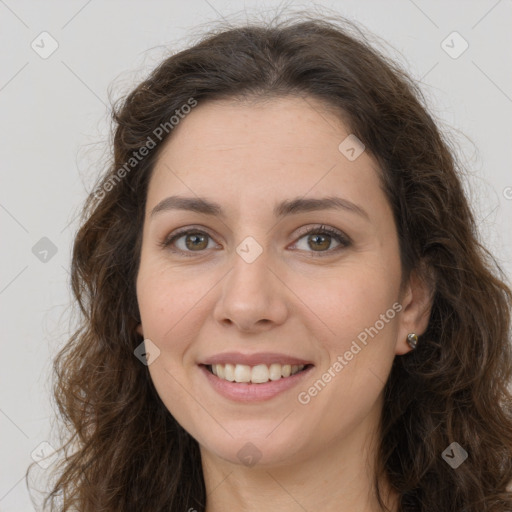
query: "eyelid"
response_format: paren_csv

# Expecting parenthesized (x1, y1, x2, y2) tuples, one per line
(292, 224, 350, 242)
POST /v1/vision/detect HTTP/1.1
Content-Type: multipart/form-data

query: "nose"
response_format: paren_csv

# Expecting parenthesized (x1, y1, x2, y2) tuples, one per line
(212, 251, 289, 333)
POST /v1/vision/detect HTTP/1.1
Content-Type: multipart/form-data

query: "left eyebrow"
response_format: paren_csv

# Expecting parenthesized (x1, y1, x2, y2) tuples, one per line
(149, 195, 370, 221)
(273, 196, 370, 221)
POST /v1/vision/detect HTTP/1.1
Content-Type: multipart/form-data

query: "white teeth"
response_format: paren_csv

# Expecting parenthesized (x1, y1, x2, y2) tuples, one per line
(269, 363, 282, 381)
(209, 363, 306, 383)
(281, 364, 291, 377)
(251, 364, 269, 384)
(234, 364, 251, 383)
(224, 363, 235, 382)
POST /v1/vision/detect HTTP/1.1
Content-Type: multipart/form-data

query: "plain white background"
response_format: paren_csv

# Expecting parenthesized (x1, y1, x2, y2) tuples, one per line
(1, 1, 511, 509)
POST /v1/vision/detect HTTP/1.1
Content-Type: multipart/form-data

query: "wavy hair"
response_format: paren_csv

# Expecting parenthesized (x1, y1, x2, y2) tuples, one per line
(35, 12, 512, 512)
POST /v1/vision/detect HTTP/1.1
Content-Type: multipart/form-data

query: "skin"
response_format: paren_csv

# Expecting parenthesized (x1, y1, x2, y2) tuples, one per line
(135, 96, 432, 512)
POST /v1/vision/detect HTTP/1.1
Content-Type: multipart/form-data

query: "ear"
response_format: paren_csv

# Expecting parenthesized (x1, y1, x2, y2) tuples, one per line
(395, 267, 434, 355)
(136, 323, 144, 337)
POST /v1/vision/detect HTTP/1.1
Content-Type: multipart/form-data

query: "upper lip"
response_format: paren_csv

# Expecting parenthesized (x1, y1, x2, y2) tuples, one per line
(201, 352, 313, 366)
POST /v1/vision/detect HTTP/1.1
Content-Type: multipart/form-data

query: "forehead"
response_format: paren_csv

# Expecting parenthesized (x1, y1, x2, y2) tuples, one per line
(156, 96, 354, 166)
(147, 96, 384, 217)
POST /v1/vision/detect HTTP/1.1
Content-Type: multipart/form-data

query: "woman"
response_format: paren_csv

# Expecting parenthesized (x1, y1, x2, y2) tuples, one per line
(43, 14, 512, 512)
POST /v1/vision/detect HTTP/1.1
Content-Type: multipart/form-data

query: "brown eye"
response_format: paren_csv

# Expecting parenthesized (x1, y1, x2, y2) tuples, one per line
(162, 229, 218, 255)
(307, 233, 332, 251)
(292, 225, 351, 255)
(183, 232, 209, 251)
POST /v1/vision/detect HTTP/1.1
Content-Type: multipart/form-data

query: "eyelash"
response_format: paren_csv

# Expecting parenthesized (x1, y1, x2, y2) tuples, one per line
(159, 225, 351, 258)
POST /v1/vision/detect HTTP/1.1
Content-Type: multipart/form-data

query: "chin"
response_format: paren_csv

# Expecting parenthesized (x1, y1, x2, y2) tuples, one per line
(198, 429, 310, 468)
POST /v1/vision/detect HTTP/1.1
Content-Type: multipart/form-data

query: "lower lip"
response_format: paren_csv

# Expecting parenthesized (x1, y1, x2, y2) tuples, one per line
(200, 365, 314, 402)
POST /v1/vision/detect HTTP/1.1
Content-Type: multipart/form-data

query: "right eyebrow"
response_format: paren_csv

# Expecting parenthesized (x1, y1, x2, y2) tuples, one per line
(150, 196, 223, 218)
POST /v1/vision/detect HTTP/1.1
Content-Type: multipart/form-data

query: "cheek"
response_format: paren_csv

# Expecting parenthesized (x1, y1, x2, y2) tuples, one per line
(137, 251, 210, 328)
(137, 268, 187, 350)
(294, 259, 401, 414)
(300, 260, 401, 343)
(136, 268, 208, 420)
(295, 271, 400, 442)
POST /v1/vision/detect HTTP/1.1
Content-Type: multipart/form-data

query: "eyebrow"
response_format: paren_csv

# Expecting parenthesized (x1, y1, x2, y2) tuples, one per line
(150, 195, 370, 221)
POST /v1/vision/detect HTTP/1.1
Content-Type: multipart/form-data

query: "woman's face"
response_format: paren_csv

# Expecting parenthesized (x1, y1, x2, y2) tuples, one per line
(136, 96, 426, 468)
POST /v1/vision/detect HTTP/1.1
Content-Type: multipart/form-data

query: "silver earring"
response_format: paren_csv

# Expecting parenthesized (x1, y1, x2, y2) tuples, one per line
(407, 333, 418, 349)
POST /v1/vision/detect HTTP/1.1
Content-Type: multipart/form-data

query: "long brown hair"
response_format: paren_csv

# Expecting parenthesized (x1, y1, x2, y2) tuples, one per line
(35, 12, 512, 512)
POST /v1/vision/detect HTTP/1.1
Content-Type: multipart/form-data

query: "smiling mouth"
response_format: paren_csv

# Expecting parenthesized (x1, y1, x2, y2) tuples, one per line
(204, 363, 313, 384)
